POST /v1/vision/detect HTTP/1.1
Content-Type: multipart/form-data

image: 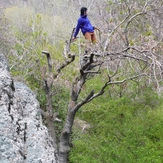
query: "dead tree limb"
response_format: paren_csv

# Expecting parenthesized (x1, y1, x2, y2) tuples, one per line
(36, 51, 76, 150)
(57, 54, 75, 73)
(42, 51, 52, 72)
(58, 53, 94, 163)
(58, 50, 146, 162)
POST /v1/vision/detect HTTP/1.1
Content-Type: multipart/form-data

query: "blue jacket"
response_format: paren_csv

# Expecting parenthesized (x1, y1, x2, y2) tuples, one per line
(74, 15, 95, 38)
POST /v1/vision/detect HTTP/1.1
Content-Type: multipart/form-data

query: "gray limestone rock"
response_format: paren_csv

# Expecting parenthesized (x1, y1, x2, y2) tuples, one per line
(0, 53, 57, 163)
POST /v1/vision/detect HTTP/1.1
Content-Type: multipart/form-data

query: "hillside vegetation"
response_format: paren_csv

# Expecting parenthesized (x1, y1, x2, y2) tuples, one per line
(1, 0, 163, 162)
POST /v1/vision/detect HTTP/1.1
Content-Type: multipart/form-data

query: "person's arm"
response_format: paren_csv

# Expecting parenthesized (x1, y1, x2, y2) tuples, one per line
(73, 18, 82, 39)
(94, 27, 100, 32)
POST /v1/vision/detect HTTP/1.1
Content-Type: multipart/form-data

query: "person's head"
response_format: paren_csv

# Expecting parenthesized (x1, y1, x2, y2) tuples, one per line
(80, 7, 87, 16)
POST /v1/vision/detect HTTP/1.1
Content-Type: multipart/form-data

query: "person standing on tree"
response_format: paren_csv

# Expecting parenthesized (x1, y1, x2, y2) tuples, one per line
(72, 7, 100, 43)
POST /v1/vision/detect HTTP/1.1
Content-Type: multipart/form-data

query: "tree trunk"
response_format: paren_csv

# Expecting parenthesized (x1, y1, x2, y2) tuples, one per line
(58, 101, 76, 163)
(46, 84, 57, 147)
(58, 55, 93, 162)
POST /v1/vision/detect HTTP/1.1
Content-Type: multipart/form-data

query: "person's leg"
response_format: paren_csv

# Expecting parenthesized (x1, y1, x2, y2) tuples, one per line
(84, 32, 92, 55)
(84, 32, 92, 42)
(91, 32, 96, 43)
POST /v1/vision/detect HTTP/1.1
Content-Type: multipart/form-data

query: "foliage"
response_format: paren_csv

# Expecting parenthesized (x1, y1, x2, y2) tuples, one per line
(3, 5, 70, 89)
(69, 86, 163, 163)
(37, 83, 70, 139)
(1, 0, 163, 162)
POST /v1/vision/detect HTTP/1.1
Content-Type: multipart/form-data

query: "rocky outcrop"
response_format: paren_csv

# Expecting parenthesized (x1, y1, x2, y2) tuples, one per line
(0, 53, 57, 163)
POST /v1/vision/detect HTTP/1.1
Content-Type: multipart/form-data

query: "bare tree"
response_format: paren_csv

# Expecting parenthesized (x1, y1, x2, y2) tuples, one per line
(2, 0, 163, 162)
(33, 2, 163, 163)
(39, 40, 162, 163)
(41, 1, 163, 162)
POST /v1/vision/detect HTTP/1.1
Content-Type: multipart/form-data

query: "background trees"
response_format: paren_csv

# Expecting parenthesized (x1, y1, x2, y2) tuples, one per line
(1, 0, 163, 162)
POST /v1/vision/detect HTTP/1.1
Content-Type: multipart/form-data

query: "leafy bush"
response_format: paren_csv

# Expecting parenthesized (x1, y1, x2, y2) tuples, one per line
(69, 86, 163, 163)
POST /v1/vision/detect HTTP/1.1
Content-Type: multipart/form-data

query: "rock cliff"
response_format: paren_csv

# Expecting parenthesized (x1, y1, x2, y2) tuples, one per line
(0, 53, 57, 163)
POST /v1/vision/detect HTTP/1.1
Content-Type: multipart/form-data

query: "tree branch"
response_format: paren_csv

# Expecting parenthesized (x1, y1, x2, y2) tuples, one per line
(42, 51, 52, 72)
(87, 73, 146, 103)
(104, 12, 131, 51)
(57, 54, 75, 73)
(74, 90, 94, 112)
(124, 2, 148, 46)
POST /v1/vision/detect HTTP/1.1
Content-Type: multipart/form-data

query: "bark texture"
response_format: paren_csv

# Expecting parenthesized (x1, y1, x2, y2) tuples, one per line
(58, 54, 95, 163)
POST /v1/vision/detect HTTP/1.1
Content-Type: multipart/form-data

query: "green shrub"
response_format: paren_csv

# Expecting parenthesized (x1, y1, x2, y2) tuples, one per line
(69, 87, 163, 163)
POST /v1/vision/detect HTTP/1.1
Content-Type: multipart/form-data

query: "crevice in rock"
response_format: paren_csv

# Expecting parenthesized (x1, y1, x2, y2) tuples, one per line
(16, 119, 21, 135)
(19, 149, 26, 160)
(9, 114, 14, 121)
(8, 102, 11, 113)
(11, 80, 15, 92)
(24, 122, 27, 143)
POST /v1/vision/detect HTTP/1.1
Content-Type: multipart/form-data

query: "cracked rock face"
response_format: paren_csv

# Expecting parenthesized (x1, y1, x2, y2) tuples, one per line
(0, 53, 57, 163)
